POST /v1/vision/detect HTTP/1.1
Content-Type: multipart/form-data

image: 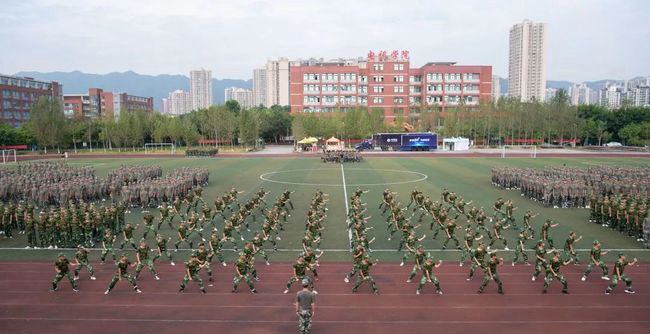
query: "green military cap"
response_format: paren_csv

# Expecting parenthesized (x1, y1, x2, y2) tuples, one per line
(57, 253, 65, 257)
(191, 251, 199, 257)
(618, 252, 625, 257)
(593, 240, 599, 245)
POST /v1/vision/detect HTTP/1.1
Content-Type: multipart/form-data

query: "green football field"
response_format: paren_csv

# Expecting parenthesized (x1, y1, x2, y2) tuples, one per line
(1, 155, 649, 262)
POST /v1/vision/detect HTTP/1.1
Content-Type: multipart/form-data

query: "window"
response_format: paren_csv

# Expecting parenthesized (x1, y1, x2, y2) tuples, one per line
(373, 86, 384, 93)
(341, 73, 357, 81)
(359, 76, 368, 83)
(393, 63, 404, 71)
(373, 97, 384, 104)
(360, 96, 368, 105)
(373, 76, 384, 82)
(303, 96, 320, 103)
(303, 73, 320, 81)
(393, 97, 404, 104)
(359, 85, 368, 93)
(427, 73, 443, 81)
(373, 64, 384, 71)
(393, 86, 404, 93)
(393, 75, 404, 82)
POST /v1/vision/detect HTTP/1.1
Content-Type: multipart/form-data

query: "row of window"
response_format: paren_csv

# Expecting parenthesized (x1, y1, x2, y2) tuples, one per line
(425, 73, 480, 81)
(0, 77, 52, 90)
(303, 73, 359, 81)
(2, 90, 49, 100)
(372, 63, 406, 71)
(1, 111, 29, 119)
(304, 73, 480, 83)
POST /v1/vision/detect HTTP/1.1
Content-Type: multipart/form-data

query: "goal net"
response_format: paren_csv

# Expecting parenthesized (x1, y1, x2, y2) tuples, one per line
(500, 145, 537, 158)
(1, 149, 17, 164)
(144, 143, 175, 154)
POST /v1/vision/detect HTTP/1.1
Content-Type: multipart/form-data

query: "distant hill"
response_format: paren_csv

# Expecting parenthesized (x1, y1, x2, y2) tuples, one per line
(15, 71, 252, 110)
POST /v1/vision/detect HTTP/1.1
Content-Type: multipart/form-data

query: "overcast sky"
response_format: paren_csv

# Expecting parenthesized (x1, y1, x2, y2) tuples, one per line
(1, 0, 648, 82)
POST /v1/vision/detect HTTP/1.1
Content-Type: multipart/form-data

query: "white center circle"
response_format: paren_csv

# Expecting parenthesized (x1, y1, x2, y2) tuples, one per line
(259, 168, 428, 187)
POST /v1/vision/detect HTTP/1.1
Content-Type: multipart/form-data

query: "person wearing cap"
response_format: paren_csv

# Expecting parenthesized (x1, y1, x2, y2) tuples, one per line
(478, 253, 503, 294)
(563, 231, 583, 264)
(100, 229, 117, 263)
(73, 246, 96, 281)
(416, 257, 443, 295)
(352, 258, 379, 294)
(540, 219, 559, 249)
(532, 240, 553, 282)
(284, 256, 311, 294)
(512, 230, 532, 266)
(232, 255, 257, 293)
(154, 234, 174, 266)
(118, 223, 139, 250)
(179, 252, 207, 294)
(542, 251, 572, 294)
(50, 253, 79, 292)
(606, 253, 638, 294)
(295, 277, 316, 334)
(134, 240, 160, 280)
(104, 254, 141, 294)
(582, 240, 609, 281)
(196, 243, 214, 285)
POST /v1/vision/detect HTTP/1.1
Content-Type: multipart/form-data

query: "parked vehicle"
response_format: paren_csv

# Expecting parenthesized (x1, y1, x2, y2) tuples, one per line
(355, 132, 438, 151)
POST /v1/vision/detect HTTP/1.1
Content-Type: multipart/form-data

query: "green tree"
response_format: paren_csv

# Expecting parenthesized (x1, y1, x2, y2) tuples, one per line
(618, 123, 642, 146)
(26, 97, 66, 153)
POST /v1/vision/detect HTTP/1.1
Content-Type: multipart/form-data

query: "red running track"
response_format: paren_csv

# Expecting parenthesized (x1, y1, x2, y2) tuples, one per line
(0, 261, 649, 334)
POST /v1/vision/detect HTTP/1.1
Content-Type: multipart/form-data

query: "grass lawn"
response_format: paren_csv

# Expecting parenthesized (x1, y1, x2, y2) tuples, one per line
(1, 155, 649, 262)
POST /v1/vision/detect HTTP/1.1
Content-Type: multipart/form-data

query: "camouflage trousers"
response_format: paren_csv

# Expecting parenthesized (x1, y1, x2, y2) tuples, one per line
(74, 260, 94, 277)
(180, 273, 205, 290)
(297, 310, 313, 334)
(135, 259, 158, 278)
(52, 271, 77, 290)
(108, 273, 138, 291)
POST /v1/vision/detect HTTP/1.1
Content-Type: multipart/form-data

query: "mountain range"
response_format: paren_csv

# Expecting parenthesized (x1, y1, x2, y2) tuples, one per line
(12, 71, 646, 110)
(15, 71, 252, 110)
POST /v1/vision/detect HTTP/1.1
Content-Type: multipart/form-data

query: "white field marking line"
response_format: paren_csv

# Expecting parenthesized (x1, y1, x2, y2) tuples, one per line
(3, 247, 650, 252)
(2, 303, 649, 310)
(259, 168, 428, 187)
(341, 164, 352, 249)
(1, 317, 650, 324)
(2, 291, 650, 297)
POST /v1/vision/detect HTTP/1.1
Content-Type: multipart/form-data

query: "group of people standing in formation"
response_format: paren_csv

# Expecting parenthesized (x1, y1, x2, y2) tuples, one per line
(491, 165, 649, 244)
(340, 187, 638, 295)
(0, 164, 209, 248)
(0, 161, 209, 208)
(321, 150, 363, 163)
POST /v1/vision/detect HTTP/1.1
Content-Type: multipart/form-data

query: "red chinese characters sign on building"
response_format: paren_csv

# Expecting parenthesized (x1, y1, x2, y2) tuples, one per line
(368, 50, 410, 62)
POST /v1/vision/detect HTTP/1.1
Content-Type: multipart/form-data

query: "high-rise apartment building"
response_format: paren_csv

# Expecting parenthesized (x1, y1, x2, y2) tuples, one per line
(161, 98, 170, 114)
(225, 87, 254, 109)
(508, 20, 547, 102)
(491, 75, 501, 101)
(628, 85, 650, 107)
(168, 90, 192, 115)
(289, 50, 492, 119)
(599, 85, 623, 109)
(253, 68, 267, 107)
(0, 74, 63, 127)
(265, 58, 291, 106)
(570, 83, 592, 105)
(190, 69, 212, 111)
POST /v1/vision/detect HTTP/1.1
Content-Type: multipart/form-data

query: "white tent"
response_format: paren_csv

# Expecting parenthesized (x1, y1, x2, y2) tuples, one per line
(443, 137, 470, 151)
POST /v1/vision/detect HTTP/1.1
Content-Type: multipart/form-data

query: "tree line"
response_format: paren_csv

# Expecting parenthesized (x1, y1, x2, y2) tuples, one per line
(1, 90, 648, 152)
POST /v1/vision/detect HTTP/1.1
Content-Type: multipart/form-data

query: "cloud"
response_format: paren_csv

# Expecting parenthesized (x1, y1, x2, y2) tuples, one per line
(0, 0, 648, 81)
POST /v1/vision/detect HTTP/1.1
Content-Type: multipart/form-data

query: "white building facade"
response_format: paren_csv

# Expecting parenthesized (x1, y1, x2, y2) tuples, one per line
(508, 20, 547, 102)
(253, 68, 267, 107)
(225, 87, 254, 109)
(168, 90, 192, 115)
(491, 75, 501, 101)
(190, 69, 213, 111)
(265, 58, 291, 106)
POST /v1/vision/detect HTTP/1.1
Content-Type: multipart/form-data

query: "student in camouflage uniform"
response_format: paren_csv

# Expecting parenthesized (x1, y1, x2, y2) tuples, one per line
(460, 227, 483, 266)
(512, 230, 532, 266)
(563, 231, 583, 263)
(581, 240, 610, 281)
(542, 251, 572, 294)
(72, 246, 96, 281)
(134, 240, 160, 280)
(352, 258, 379, 294)
(605, 253, 638, 294)
(416, 257, 443, 295)
(478, 253, 504, 294)
(540, 219, 559, 248)
(232, 255, 257, 293)
(295, 277, 316, 334)
(208, 230, 227, 267)
(105, 254, 141, 294)
(406, 247, 426, 282)
(467, 242, 488, 281)
(196, 243, 214, 286)
(154, 234, 174, 266)
(50, 253, 79, 292)
(489, 218, 510, 250)
(100, 230, 117, 263)
(179, 253, 207, 294)
(119, 223, 139, 250)
(532, 240, 552, 281)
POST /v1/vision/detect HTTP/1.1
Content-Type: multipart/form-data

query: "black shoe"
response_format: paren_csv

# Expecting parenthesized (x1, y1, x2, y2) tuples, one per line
(542, 290, 547, 294)
(477, 290, 483, 294)
(251, 289, 257, 294)
(562, 290, 569, 294)
(178, 288, 185, 293)
(201, 289, 207, 294)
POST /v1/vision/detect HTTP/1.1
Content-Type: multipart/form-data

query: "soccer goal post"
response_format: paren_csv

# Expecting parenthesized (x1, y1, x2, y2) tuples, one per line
(1, 149, 17, 164)
(501, 145, 537, 158)
(144, 143, 175, 154)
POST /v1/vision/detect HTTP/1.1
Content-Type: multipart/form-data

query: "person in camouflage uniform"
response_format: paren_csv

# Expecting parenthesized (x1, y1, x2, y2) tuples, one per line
(134, 240, 160, 280)
(179, 253, 207, 294)
(50, 253, 79, 292)
(605, 253, 638, 294)
(105, 254, 141, 294)
(416, 257, 443, 295)
(478, 252, 504, 294)
(72, 246, 96, 281)
(232, 255, 257, 293)
(352, 258, 379, 294)
(543, 251, 572, 294)
(154, 234, 174, 266)
(581, 240, 609, 281)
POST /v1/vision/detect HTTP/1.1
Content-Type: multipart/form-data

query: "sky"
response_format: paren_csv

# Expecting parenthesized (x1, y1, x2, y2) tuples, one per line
(1, 0, 648, 82)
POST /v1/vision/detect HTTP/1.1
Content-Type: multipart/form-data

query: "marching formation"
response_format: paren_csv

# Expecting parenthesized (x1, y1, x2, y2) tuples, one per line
(589, 194, 649, 242)
(491, 166, 650, 208)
